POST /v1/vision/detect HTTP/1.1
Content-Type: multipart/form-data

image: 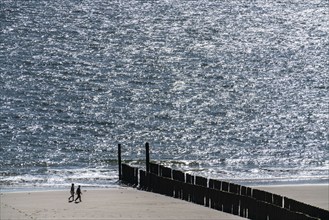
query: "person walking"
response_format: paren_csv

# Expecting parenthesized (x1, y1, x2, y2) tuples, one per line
(75, 185, 82, 203)
(68, 183, 74, 202)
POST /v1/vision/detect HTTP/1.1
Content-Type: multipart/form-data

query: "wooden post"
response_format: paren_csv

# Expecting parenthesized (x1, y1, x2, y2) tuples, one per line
(145, 142, 150, 173)
(118, 144, 122, 180)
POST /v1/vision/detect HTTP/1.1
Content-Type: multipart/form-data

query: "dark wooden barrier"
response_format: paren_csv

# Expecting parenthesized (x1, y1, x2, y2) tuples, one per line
(253, 189, 266, 202)
(222, 181, 229, 191)
(150, 163, 159, 175)
(284, 197, 328, 220)
(209, 179, 222, 190)
(173, 170, 185, 182)
(185, 173, 194, 184)
(273, 194, 283, 207)
(121, 161, 327, 220)
(118, 144, 122, 180)
(159, 164, 172, 178)
(195, 176, 207, 187)
(121, 164, 138, 186)
(139, 170, 147, 190)
(229, 183, 240, 194)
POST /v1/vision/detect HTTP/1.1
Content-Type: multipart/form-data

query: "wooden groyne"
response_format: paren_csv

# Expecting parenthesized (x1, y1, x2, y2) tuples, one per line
(118, 143, 328, 220)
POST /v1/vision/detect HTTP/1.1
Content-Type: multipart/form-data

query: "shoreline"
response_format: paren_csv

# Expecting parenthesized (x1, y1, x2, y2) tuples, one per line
(1, 181, 328, 193)
(0, 185, 120, 193)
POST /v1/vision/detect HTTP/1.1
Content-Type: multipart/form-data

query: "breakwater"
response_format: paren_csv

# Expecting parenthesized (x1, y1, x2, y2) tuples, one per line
(119, 143, 328, 220)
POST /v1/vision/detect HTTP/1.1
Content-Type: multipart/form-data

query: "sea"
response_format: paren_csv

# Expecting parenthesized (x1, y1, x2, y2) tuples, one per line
(1, 0, 328, 190)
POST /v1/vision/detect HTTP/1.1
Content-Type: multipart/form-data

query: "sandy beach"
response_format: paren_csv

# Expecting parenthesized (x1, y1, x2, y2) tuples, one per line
(1, 187, 244, 220)
(1, 184, 328, 220)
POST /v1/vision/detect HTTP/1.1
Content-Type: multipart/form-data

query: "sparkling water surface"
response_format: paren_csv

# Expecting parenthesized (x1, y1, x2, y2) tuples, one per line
(1, 0, 328, 189)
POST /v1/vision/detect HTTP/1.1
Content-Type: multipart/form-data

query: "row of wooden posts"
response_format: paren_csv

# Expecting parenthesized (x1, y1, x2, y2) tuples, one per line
(117, 143, 328, 220)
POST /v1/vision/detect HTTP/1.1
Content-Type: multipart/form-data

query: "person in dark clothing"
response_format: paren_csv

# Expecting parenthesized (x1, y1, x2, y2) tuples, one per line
(75, 185, 82, 203)
(68, 183, 74, 202)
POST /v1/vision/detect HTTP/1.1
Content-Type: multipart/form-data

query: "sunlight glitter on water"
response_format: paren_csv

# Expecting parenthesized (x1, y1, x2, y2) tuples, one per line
(1, 0, 328, 188)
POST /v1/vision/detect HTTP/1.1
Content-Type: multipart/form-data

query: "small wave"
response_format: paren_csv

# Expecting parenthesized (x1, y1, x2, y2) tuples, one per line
(0, 167, 118, 189)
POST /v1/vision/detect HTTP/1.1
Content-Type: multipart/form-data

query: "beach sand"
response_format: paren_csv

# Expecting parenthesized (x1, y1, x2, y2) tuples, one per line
(1, 185, 328, 220)
(1, 187, 244, 220)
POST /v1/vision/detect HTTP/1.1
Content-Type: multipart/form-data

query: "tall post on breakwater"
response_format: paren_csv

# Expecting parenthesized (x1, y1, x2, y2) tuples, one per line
(145, 142, 150, 173)
(118, 144, 122, 180)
